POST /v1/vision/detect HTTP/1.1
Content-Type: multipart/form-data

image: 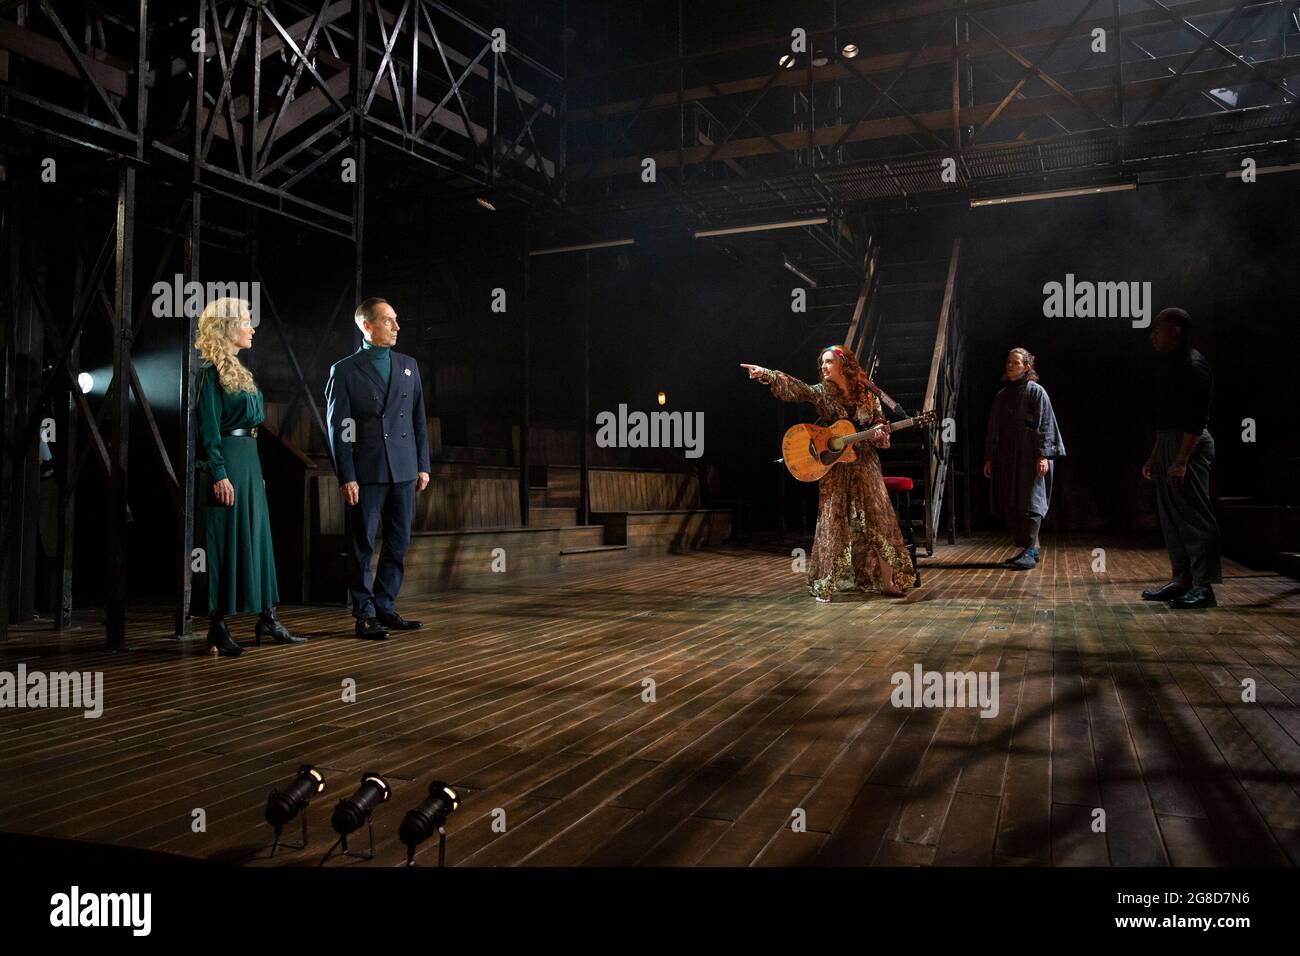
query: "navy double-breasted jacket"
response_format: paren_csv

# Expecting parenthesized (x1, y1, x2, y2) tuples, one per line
(325, 348, 430, 485)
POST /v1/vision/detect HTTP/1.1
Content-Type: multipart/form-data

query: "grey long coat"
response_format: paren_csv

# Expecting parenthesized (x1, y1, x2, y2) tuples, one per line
(984, 377, 1065, 519)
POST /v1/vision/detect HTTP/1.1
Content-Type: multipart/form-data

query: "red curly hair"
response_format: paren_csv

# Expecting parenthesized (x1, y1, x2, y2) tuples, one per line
(819, 344, 874, 410)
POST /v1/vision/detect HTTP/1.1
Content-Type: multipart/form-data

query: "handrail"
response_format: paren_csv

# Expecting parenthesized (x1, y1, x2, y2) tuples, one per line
(923, 238, 961, 412)
(922, 239, 962, 553)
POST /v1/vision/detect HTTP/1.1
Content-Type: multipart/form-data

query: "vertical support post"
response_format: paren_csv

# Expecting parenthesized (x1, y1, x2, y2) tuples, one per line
(57, 207, 84, 631)
(2, 159, 42, 634)
(106, 161, 136, 650)
(353, 133, 367, 349)
(518, 245, 531, 527)
(176, 193, 200, 638)
(951, 15, 961, 151)
(960, 363, 971, 537)
(578, 252, 590, 526)
(1112, 0, 1124, 130)
(490, 50, 499, 185)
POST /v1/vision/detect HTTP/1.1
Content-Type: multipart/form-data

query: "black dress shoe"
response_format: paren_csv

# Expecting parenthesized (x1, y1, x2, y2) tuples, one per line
(1004, 549, 1026, 565)
(1141, 579, 1191, 601)
(256, 608, 306, 646)
(207, 618, 245, 657)
(376, 610, 423, 630)
(1170, 585, 1217, 610)
(355, 617, 390, 640)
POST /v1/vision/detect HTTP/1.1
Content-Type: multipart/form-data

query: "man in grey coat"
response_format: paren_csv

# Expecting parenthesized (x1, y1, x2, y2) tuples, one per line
(983, 347, 1066, 571)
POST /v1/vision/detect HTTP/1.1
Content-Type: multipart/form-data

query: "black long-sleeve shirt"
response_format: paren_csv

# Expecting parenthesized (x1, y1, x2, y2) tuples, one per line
(1153, 346, 1213, 434)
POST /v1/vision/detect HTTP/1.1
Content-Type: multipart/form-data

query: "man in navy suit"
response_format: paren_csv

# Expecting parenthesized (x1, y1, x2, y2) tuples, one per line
(325, 298, 430, 639)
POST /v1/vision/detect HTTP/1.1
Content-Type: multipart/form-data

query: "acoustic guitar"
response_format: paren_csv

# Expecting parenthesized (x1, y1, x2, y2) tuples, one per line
(781, 411, 937, 482)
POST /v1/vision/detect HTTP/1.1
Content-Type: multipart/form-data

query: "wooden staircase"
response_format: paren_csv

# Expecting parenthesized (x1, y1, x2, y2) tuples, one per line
(853, 238, 963, 555)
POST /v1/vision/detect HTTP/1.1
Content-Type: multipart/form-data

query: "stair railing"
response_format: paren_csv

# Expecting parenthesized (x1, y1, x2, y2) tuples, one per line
(921, 238, 962, 555)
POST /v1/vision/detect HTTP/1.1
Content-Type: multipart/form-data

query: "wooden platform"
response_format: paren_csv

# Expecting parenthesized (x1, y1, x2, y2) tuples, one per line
(2, 534, 1298, 867)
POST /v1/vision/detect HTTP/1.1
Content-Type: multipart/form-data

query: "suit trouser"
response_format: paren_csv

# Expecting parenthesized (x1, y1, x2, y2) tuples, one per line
(1154, 429, 1221, 586)
(348, 479, 417, 618)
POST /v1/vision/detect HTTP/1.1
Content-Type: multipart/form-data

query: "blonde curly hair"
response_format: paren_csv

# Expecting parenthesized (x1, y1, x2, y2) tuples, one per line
(196, 297, 256, 394)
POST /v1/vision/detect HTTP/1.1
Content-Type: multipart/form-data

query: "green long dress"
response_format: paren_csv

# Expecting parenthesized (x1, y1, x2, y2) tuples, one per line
(195, 362, 280, 615)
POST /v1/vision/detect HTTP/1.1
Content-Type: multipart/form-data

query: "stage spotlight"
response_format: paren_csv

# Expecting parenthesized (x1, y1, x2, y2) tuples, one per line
(331, 773, 391, 860)
(76, 372, 93, 394)
(264, 764, 325, 856)
(842, 43, 859, 58)
(476, 196, 497, 211)
(778, 53, 796, 69)
(398, 782, 460, 866)
(657, 391, 667, 406)
(812, 48, 829, 67)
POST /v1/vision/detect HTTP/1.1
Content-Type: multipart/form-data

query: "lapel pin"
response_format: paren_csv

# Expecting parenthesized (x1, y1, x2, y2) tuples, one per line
(404, 368, 411, 376)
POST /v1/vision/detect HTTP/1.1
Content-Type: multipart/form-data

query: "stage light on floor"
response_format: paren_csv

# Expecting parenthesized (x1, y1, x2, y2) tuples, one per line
(398, 782, 460, 866)
(331, 773, 391, 860)
(76, 372, 94, 394)
(265, 764, 325, 856)
(842, 43, 859, 58)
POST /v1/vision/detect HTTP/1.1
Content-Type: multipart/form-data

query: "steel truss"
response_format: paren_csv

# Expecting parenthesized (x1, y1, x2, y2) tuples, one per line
(0, 1, 565, 647)
(562, 0, 1300, 271)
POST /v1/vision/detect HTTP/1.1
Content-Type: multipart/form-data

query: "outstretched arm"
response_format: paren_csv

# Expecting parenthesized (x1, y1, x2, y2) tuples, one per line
(739, 363, 820, 405)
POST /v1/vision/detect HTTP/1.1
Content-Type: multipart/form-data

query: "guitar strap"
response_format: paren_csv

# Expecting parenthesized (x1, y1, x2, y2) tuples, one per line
(863, 376, 902, 414)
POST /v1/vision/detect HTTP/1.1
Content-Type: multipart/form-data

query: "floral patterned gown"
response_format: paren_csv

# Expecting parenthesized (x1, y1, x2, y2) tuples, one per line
(766, 370, 917, 599)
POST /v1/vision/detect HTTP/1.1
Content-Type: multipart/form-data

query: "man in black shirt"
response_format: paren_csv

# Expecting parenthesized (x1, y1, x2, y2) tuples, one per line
(1140, 307, 1221, 609)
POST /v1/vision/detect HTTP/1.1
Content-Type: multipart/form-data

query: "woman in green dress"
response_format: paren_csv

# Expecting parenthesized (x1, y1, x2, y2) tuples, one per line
(195, 297, 303, 656)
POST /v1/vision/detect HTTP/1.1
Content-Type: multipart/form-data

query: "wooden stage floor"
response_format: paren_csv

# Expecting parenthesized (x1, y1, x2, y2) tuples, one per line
(2, 534, 1299, 867)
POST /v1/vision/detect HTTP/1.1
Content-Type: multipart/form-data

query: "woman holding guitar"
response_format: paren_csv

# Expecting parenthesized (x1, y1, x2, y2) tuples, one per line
(742, 346, 917, 602)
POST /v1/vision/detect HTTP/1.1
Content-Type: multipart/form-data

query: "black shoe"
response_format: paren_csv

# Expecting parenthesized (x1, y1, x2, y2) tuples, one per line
(1169, 585, 1216, 610)
(207, 618, 244, 657)
(1004, 548, 1026, 565)
(1009, 547, 1039, 571)
(1142, 579, 1191, 601)
(256, 608, 306, 646)
(355, 617, 390, 640)
(376, 610, 422, 630)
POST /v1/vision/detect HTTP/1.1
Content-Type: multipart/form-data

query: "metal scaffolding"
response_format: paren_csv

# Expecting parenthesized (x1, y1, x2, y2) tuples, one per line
(0, 0, 566, 646)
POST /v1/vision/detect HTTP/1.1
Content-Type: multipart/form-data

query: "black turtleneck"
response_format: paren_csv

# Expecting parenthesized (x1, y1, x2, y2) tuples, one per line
(1152, 345, 1212, 434)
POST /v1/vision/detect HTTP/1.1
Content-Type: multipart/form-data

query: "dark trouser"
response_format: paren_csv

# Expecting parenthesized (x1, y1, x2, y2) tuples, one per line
(1154, 429, 1221, 587)
(1008, 512, 1042, 550)
(347, 479, 417, 619)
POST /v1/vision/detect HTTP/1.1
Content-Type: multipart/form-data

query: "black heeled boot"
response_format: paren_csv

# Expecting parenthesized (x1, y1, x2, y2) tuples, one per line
(255, 606, 306, 646)
(208, 615, 245, 657)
